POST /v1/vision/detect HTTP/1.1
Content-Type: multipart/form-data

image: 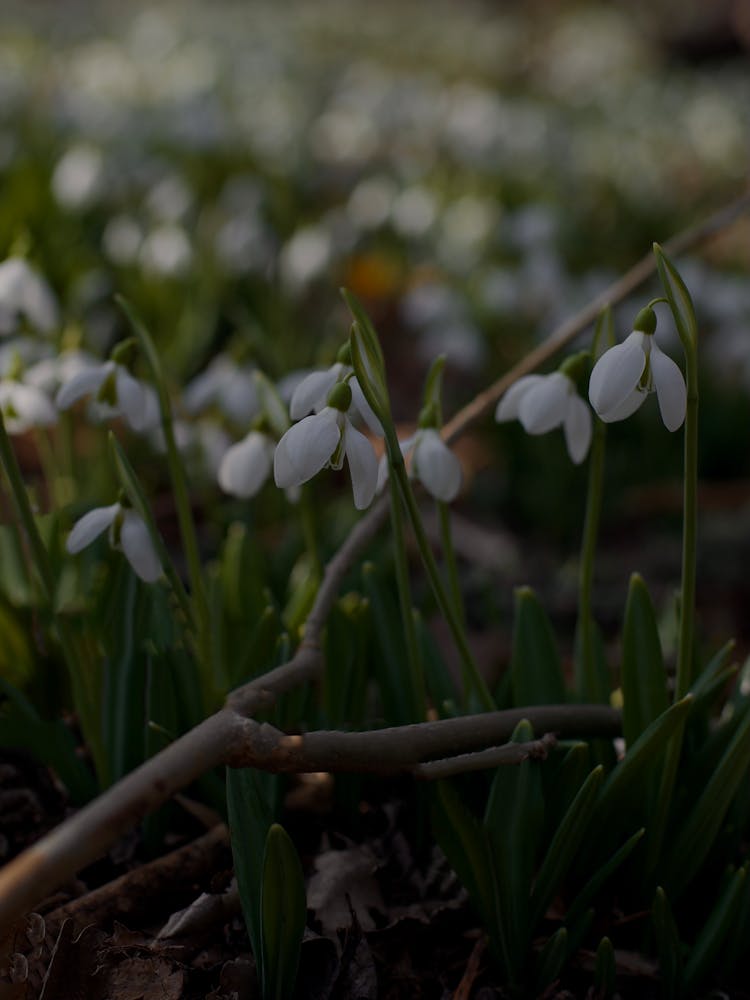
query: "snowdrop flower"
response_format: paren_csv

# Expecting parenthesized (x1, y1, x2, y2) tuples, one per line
(0, 258, 59, 336)
(377, 428, 462, 501)
(290, 360, 382, 435)
(182, 355, 259, 426)
(56, 359, 159, 433)
(495, 368, 592, 464)
(588, 308, 686, 431)
(218, 430, 276, 498)
(0, 380, 58, 434)
(66, 501, 162, 583)
(274, 381, 378, 510)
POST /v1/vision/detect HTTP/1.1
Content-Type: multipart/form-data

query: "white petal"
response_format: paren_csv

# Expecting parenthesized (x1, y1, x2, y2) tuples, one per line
(274, 410, 339, 488)
(56, 363, 108, 410)
(650, 343, 686, 432)
(563, 395, 592, 464)
(66, 503, 119, 553)
(598, 387, 646, 423)
(375, 453, 390, 493)
(119, 511, 162, 582)
(588, 333, 646, 417)
(116, 368, 158, 432)
(349, 377, 384, 436)
(518, 372, 570, 435)
(343, 421, 378, 509)
(412, 428, 462, 502)
(494, 375, 544, 422)
(289, 366, 341, 420)
(218, 432, 274, 498)
(1, 383, 57, 432)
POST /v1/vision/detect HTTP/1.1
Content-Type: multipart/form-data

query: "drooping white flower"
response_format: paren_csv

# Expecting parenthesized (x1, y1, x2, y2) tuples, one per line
(589, 329, 686, 431)
(290, 362, 382, 435)
(0, 258, 59, 336)
(56, 360, 159, 433)
(66, 502, 162, 583)
(0, 380, 58, 434)
(274, 394, 378, 511)
(218, 430, 276, 499)
(495, 371, 592, 464)
(377, 428, 462, 501)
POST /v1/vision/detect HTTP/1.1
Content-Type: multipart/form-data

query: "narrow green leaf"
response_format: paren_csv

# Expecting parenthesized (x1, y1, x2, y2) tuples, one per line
(621, 574, 668, 749)
(593, 936, 616, 999)
(431, 780, 494, 927)
(684, 866, 746, 994)
(484, 719, 545, 979)
(594, 696, 692, 828)
(530, 765, 604, 928)
(566, 829, 645, 926)
(666, 702, 750, 896)
(260, 823, 306, 1000)
(654, 244, 698, 349)
(362, 562, 414, 723)
(652, 887, 684, 1000)
(227, 767, 275, 976)
(510, 587, 566, 706)
(534, 927, 568, 996)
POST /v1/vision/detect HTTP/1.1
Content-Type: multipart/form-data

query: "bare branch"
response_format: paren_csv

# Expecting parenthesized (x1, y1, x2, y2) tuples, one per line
(414, 733, 558, 779)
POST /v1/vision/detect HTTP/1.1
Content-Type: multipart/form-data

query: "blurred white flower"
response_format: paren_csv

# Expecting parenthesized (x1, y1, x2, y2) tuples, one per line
(218, 430, 275, 498)
(589, 330, 686, 431)
(0, 258, 59, 336)
(51, 145, 104, 210)
(66, 502, 161, 583)
(56, 360, 159, 432)
(377, 427, 462, 501)
(182, 356, 259, 426)
(139, 225, 192, 277)
(274, 399, 378, 510)
(0, 380, 57, 434)
(496, 372, 592, 464)
(25, 350, 100, 394)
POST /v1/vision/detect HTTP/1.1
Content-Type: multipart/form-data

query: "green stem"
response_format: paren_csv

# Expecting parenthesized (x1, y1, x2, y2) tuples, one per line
(0, 413, 106, 781)
(675, 349, 699, 700)
(298, 485, 322, 581)
(391, 454, 494, 711)
(437, 500, 466, 632)
(388, 475, 426, 719)
(575, 416, 607, 701)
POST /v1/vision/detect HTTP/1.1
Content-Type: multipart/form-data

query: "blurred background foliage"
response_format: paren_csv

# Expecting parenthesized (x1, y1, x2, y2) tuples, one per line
(0, 0, 748, 649)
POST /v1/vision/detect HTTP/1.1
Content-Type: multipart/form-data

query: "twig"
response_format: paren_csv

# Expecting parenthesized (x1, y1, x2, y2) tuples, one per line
(0, 191, 746, 931)
(414, 734, 558, 780)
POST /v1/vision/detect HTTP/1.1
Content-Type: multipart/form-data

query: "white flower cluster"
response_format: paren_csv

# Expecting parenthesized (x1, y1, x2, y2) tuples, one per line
(495, 310, 687, 460)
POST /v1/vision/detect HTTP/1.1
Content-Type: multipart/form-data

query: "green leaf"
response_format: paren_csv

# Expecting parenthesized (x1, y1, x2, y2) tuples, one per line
(566, 829, 645, 926)
(594, 696, 692, 830)
(666, 701, 750, 896)
(654, 244, 698, 350)
(431, 780, 494, 928)
(362, 562, 415, 723)
(621, 574, 668, 749)
(227, 767, 275, 974)
(652, 887, 684, 1000)
(534, 927, 568, 996)
(259, 823, 306, 1000)
(484, 719, 545, 981)
(510, 587, 566, 706)
(684, 866, 746, 994)
(530, 765, 604, 928)
(593, 936, 616, 999)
